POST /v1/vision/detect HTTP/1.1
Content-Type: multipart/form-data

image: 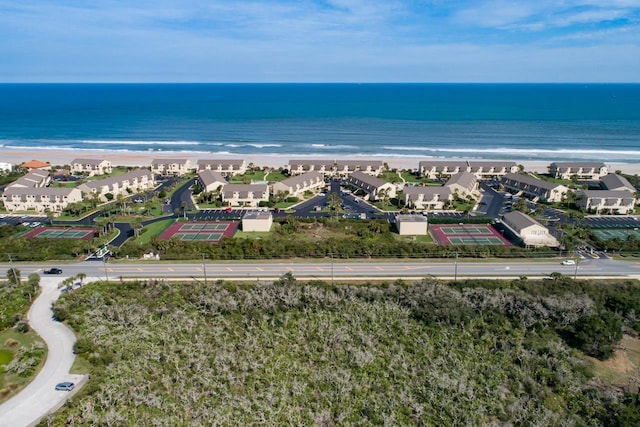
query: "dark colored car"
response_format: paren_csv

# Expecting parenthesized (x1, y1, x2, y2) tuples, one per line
(55, 382, 74, 391)
(44, 268, 63, 274)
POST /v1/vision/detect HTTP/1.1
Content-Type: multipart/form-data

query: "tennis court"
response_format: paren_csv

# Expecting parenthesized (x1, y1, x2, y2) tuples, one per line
(178, 223, 230, 231)
(447, 236, 506, 245)
(430, 224, 511, 246)
(592, 229, 640, 241)
(439, 226, 495, 235)
(22, 226, 96, 240)
(159, 221, 238, 242)
(173, 232, 224, 241)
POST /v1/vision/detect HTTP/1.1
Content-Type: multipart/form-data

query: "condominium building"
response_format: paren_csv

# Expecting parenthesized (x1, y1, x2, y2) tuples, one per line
(70, 158, 112, 176)
(500, 173, 569, 203)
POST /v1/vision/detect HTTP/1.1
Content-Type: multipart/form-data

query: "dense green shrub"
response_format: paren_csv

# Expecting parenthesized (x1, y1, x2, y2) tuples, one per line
(572, 310, 623, 360)
(44, 278, 640, 425)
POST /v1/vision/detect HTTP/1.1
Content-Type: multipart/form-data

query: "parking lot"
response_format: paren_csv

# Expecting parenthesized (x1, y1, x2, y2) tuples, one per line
(0, 214, 49, 227)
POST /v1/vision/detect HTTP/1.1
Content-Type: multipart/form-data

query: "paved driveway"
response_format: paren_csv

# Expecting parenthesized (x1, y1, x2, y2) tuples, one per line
(0, 276, 88, 427)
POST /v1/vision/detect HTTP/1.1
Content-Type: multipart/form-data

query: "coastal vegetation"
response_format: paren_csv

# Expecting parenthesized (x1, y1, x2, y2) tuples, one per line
(43, 275, 640, 425)
(0, 271, 46, 402)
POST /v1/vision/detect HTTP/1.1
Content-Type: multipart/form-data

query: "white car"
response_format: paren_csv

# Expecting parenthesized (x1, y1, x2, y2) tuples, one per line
(561, 260, 576, 266)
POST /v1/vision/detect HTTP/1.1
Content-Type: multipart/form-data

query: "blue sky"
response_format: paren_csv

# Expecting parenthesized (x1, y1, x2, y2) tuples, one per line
(1, 0, 639, 82)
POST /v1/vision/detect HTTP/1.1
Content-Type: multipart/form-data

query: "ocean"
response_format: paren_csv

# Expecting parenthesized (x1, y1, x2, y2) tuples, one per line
(1, 83, 639, 164)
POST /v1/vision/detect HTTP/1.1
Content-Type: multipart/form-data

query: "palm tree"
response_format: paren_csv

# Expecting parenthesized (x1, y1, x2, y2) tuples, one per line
(131, 217, 143, 237)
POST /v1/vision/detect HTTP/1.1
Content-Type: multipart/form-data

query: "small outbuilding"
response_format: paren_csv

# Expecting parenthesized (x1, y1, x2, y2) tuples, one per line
(395, 214, 428, 236)
(242, 211, 273, 232)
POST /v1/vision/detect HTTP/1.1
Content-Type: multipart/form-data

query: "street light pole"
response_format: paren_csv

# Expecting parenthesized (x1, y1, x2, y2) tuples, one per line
(574, 250, 579, 280)
(201, 254, 208, 285)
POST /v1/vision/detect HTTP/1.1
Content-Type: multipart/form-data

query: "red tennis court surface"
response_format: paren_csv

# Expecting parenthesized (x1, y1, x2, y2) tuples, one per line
(159, 221, 239, 242)
(430, 224, 511, 246)
(22, 226, 96, 240)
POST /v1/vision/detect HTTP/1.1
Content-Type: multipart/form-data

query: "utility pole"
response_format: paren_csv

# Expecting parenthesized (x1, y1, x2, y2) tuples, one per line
(330, 253, 334, 285)
(8, 253, 18, 285)
(454, 251, 458, 282)
(574, 250, 579, 280)
(201, 253, 208, 285)
(102, 255, 109, 283)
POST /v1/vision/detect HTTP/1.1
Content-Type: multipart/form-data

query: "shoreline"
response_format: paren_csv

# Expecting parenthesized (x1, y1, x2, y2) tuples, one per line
(2, 146, 640, 175)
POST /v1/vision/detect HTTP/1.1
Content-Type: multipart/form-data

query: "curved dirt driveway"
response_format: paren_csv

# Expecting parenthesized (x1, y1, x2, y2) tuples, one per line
(0, 276, 88, 426)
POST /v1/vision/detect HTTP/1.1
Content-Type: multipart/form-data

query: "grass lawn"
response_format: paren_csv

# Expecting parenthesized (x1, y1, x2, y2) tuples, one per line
(274, 201, 298, 209)
(0, 329, 47, 403)
(395, 234, 434, 243)
(400, 171, 422, 183)
(137, 219, 175, 244)
(234, 230, 273, 239)
(264, 170, 289, 182)
(70, 354, 92, 375)
(228, 170, 268, 183)
(453, 201, 475, 213)
(379, 171, 403, 183)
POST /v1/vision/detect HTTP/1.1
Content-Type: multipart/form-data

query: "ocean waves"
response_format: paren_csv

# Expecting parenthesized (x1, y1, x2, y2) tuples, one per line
(1, 83, 640, 163)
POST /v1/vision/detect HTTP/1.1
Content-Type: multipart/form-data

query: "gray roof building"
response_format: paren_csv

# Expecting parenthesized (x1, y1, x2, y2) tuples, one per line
(600, 173, 636, 193)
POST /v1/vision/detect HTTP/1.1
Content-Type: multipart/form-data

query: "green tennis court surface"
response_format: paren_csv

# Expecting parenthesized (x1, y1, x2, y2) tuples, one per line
(439, 226, 494, 235)
(178, 223, 230, 231)
(31, 228, 94, 239)
(592, 229, 640, 241)
(174, 232, 224, 241)
(447, 236, 505, 245)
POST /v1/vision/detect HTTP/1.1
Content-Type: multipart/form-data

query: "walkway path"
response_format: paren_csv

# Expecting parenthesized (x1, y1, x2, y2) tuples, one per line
(0, 276, 88, 427)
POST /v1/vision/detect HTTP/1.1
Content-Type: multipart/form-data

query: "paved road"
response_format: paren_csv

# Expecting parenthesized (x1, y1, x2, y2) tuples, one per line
(0, 276, 87, 427)
(5, 258, 640, 283)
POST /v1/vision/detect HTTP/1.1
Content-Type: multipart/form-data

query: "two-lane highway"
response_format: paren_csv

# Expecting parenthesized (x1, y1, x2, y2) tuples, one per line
(5, 258, 640, 282)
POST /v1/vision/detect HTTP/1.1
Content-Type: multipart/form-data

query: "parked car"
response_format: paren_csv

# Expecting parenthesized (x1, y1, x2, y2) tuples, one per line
(55, 382, 75, 391)
(561, 260, 576, 266)
(44, 268, 63, 274)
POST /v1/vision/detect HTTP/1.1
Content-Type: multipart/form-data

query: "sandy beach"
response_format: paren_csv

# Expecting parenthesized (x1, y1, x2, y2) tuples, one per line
(2, 146, 640, 175)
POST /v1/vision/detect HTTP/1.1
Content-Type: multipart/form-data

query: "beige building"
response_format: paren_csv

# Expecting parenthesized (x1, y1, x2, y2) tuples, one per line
(242, 211, 273, 232)
(575, 190, 636, 214)
(222, 184, 269, 207)
(346, 170, 396, 201)
(288, 160, 335, 176)
(444, 171, 478, 197)
(1, 169, 79, 213)
(70, 158, 112, 176)
(501, 173, 569, 203)
(2, 187, 83, 213)
(5, 170, 51, 190)
(419, 161, 518, 179)
(395, 214, 428, 235)
(404, 187, 453, 210)
(502, 211, 559, 248)
(549, 162, 608, 180)
(196, 170, 227, 193)
(335, 160, 384, 176)
(197, 159, 247, 176)
(467, 161, 520, 179)
(77, 168, 155, 201)
(151, 159, 192, 176)
(271, 171, 325, 198)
